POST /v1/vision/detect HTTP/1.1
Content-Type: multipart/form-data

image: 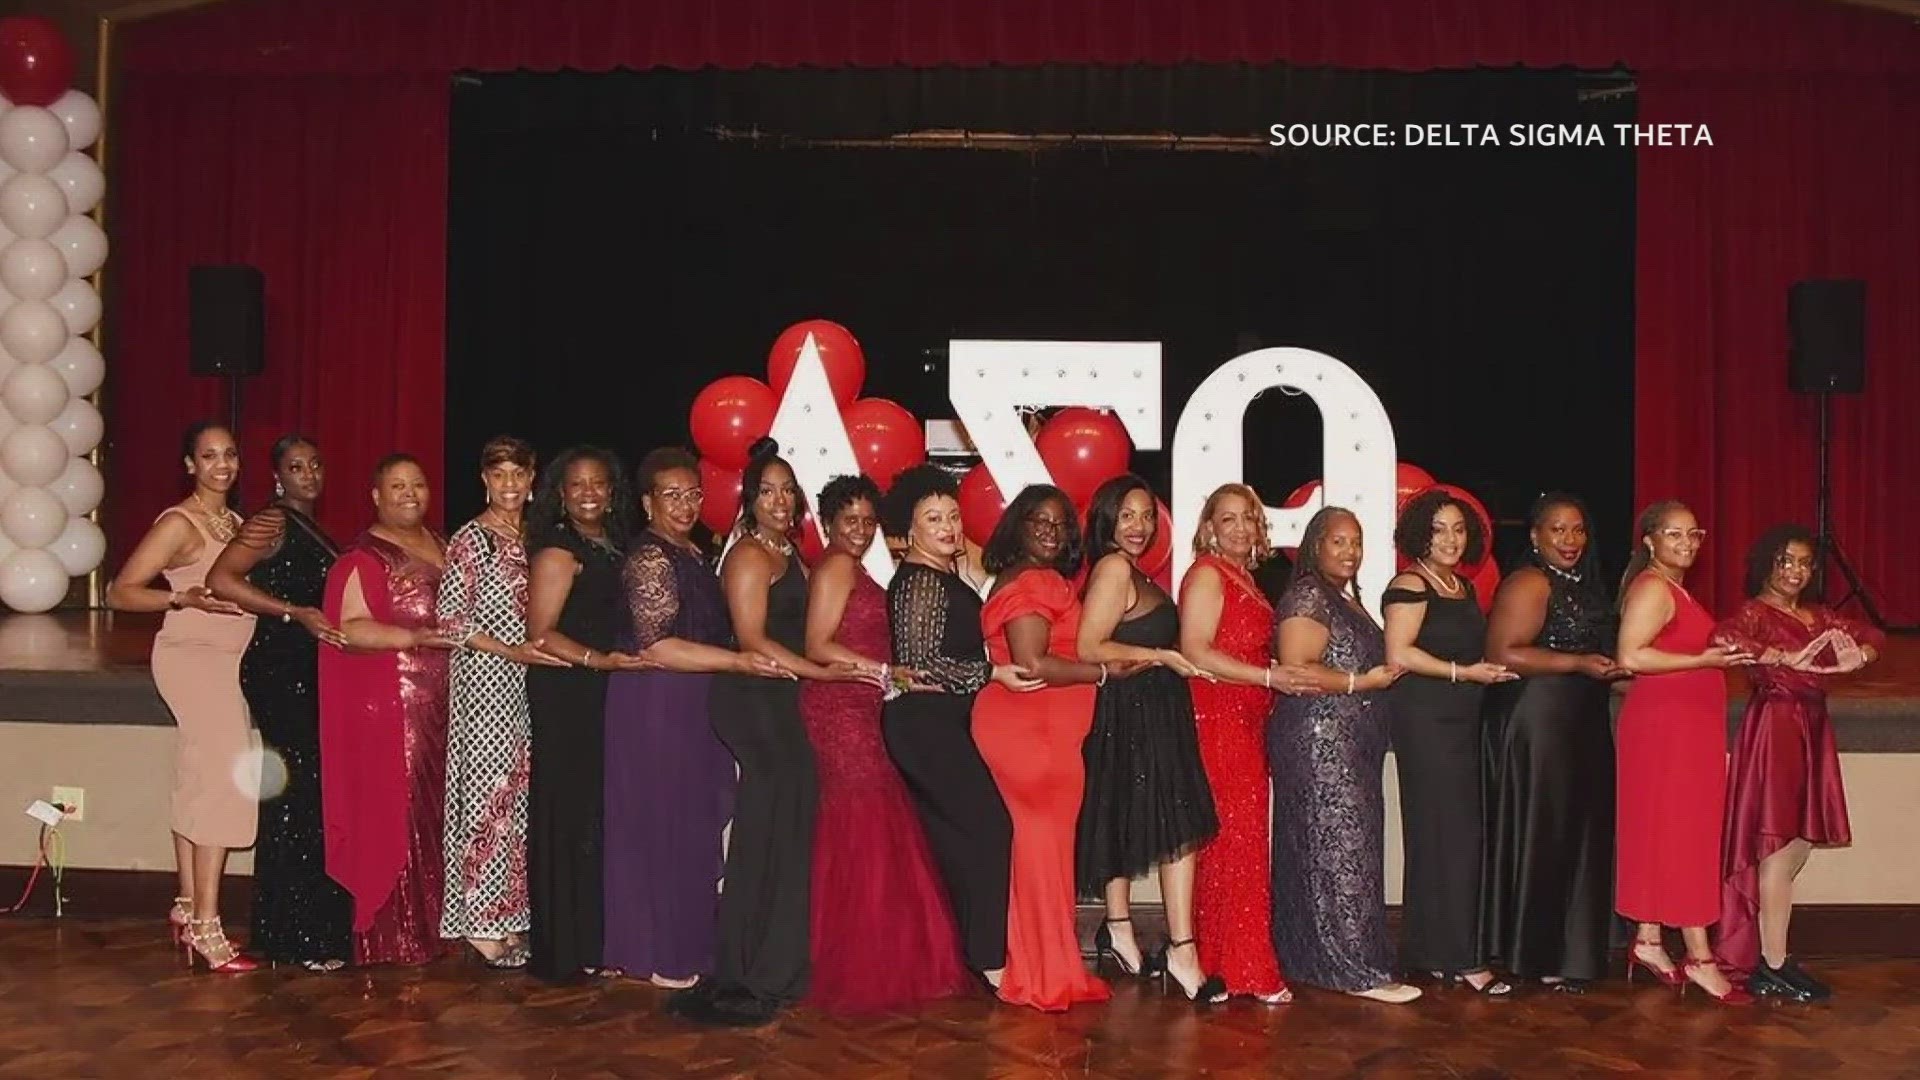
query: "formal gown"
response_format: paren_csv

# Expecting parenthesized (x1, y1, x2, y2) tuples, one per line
(708, 551, 818, 1009)
(1713, 601, 1881, 979)
(1385, 580, 1489, 975)
(151, 507, 258, 850)
(1267, 574, 1396, 992)
(241, 506, 352, 963)
(525, 522, 625, 981)
(1188, 555, 1286, 997)
(320, 532, 450, 966)
(1616, 576, 1725, 928)
(1480, 563, 1616, 982)
(601, 532, 736, 980)
(436, 520, 533, 943)
(976, 569, 1110, 1012)
(1075, 586, 1219, 895)
(884, 561, 1013, 976)
(801, 568, 970, 1014)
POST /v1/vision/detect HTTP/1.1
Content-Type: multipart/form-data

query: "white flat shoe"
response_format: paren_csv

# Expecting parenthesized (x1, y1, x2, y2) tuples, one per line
(1347, 982, 1422, 1004)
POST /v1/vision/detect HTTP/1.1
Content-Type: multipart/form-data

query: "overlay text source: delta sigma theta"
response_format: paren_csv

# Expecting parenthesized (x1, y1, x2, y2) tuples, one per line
(1266, 122, 1713, 149)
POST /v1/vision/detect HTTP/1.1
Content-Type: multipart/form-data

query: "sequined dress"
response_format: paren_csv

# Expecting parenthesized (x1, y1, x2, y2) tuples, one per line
(1267, 574, 1395, 992)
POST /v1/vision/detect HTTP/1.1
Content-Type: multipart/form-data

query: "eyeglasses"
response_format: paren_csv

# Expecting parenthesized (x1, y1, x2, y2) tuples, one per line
(1774, 554, 1816, 569)
(1657, 529, 1706, 542)
(654, 488, 703, 505)
(1026, 518, 1067, 536)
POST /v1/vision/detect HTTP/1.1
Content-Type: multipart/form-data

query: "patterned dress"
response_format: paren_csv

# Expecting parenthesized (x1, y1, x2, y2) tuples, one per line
(436, 520, 532, 941)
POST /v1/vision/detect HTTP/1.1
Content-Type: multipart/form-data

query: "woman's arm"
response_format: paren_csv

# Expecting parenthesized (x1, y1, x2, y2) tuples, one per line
(337, 566, 443, 651)
(720, 544, 835, 681)
(1382, 575, 1512, 685)
(1616, 575, 1749, 674)
(526, 546, 643, 671)
(1483, 569, 1611, 677)
(804, 553, 883, 671)
(625, 544, 759, 675)
(1177, 563, 1315, 692)
(1006, 613, 1109, 686)
(209, 509, 344, 645)
(1274, 615, 1397, 692)
(1077, 554, 1160, 663)
(108, 512, 242, 615)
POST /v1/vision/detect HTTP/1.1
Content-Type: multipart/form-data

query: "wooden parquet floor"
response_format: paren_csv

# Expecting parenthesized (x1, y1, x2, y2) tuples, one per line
(4, 920, 1920, 1078)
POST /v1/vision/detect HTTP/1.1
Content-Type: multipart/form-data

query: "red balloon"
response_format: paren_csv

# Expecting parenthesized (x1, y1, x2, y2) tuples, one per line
(697, 458, 742, 537)
(1396, 461, 1437, 510)
(1423, 483, 1497, 571)
(1035, 408, 1131, 508)
(0, 17, 72, 107)
(767, 319, 865, 408)
(796, 511, 826, 565)
(1468, 558, 1502, 615)
(841, 397, 926, 490)
(689, 376, 776, 470)
(1138, 498, 1174, 578)
(958, 463, 1010, 546)
(1282, 479, 1321, 509)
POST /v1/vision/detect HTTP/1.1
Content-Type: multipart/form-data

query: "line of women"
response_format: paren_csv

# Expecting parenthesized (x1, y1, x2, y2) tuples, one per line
(112, 421, 1876, 1012)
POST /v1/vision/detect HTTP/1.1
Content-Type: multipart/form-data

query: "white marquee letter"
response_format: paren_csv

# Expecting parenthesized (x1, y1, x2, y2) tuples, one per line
(767, 333, 897, 584)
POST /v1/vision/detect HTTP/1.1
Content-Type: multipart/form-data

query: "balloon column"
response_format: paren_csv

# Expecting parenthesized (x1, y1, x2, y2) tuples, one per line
(958, 406, 1134, 545)
(0, 18, 104, 614)
(1280, 462, 1501, 613)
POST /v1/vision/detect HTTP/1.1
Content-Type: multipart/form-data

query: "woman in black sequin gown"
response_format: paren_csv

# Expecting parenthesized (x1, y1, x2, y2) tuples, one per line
(207, 435, 353, 968)
(1480, 494, 1625, 991)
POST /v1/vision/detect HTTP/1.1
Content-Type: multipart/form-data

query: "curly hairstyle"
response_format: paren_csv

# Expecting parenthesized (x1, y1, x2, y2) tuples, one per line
(526, 445, 633, 547)
(1082, 474, 1157, 568)
(981, 484, 1082, 576)
(880, 463, 960, 539)
(1289, 505, 1365, 603)
(1192, 482, 1270, 566)
(819, 473, 883, 523)
(735, 437, 808, 539)
(1393, 488, 1487, 566)
(1618, 498, 1692, 605)
(1744, 523, 1820, 600)
(1525, 491, 1604, 586)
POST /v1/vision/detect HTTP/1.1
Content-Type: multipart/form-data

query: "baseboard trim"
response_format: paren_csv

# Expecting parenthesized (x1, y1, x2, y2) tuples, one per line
(5, 867, 1912, 962)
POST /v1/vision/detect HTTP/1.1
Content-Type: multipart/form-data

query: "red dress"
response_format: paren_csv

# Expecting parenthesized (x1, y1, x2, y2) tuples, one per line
(1712, 601, 1881, 979)
(1185, 555, 1286, 998)
(1614, 576, 1725, 927)
(799, 569, 971, 1014)
(974, 569, 1111, 1012)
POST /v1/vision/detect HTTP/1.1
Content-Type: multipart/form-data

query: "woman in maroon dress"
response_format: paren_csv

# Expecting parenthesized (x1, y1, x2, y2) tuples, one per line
(1713, 525, 1881, 1002)
(1613, 500, 1753, 1003)
(800, 474, 971, 1014)
(320, 454, 457, 965)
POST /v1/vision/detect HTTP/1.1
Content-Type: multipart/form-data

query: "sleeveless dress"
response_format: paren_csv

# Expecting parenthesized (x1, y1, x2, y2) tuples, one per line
(152, 506, 258, 849)
(1076, 593, 1218, 893)
(1616, 576, 1726, 927)
(241, 506, 352, 963)
(1384, 579, 1488, 974)
(1188, 555, 1286, 997)
(801, 568, 970, 1014)
(976, 569, 1111, 1012)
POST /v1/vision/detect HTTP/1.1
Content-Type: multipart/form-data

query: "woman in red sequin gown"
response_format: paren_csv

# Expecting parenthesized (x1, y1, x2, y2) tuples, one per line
(1712, 526, 1882, 1001)
(1175, 484, 1314, 1003)
(799, 476, 970, 1014)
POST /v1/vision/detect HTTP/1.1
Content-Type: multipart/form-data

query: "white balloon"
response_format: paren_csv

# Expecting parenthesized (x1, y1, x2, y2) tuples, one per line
(46, 515, 103, 576)
(48, 455, 101, 515)
(0, 457, 16, 504)
(45, 152, 102, 216)
(49, 92, 101, 153)
(48, 278, 99, 336)
(1, 486, 67, 548)
(0, 299, 64, 364)
(0, 423, 68, 484)
(0, 548, 70, 613)
(0, 524, 14, 562)
(47, 398, 102, 456)
(0, 107, 67, 175)
(48, 336, 102, 396)
(0, 174, 67, 239)
(48, 216, 105, 279)
(0, 238, 66, 300)
(2, 363, 69, 424)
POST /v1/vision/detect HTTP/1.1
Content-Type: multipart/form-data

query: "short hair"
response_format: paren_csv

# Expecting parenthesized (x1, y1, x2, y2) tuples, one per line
(1393, 488, 1487, 565)
(180, 420, 232, 461)
(1745, 523, 1820, 600)
(372, 452, 422, 482)
(636, 447, 699, 494)
(981, 484, 1082, 575)
(1526, 491, 1603, 585)
(478, 435, 535, 472)
(1082, 474, 1155, 568)
(880, 464, 959, 538)
(819, 474, 883, 523)
(1192, 482, 1271, 566)
(269, 433, 318, 471)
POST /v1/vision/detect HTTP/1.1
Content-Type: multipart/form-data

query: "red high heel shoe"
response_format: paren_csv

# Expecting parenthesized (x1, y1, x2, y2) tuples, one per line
(167, 896, 193, 947)
(1626, 941, 1685, 987)
(1680, 958, 1753, 1005)
(186, 917, 263, 974)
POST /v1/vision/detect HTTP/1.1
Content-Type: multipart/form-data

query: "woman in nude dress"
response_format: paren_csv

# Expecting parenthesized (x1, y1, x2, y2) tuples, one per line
(107, 421, 262, 973)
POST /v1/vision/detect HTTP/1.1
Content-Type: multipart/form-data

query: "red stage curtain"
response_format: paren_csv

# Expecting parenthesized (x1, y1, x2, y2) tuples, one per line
(109, 76, 448, 549)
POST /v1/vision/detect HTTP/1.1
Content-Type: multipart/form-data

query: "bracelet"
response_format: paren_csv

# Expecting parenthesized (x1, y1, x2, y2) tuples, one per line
(1347, 671, 1356, 694)
(167, 591, 184, 610)
(580, 648, 595, 668)
(1264, 666, 1273, 690)
(1450, 661, 1457, 684)
(1097, 663, 1109, 687)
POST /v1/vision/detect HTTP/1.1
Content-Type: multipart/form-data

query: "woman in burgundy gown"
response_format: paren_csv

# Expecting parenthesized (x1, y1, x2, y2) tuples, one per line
(1613, 500, 1753, 1003)
(1713, 525, 1882, 1002)
(320, 454, 456, 965)
(800, 475, 971, 1014)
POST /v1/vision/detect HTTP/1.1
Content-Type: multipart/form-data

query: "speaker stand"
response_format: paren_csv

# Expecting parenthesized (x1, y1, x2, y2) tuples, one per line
(226, 373, 245, 443)
(1812, 391, 1887, 629)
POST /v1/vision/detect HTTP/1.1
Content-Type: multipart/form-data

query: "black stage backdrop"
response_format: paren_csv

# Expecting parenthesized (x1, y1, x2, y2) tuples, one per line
(447, 65, 1634, 563)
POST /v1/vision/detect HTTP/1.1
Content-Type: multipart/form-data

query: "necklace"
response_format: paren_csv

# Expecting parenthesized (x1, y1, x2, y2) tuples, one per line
(1417, 559, 1462, 595)
(752, 530, 795, 557)
(1542, 561, 1583, 584)
(481, 509, 523, 541)
(193, 492, 237, 543)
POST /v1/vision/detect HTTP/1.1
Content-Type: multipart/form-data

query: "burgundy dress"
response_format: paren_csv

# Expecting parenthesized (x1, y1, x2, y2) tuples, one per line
(1712, 601, 1882, 979)
(800, 568, 970, 1013)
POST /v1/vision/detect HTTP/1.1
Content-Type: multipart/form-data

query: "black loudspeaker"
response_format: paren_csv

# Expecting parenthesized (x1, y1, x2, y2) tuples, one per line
(1788, 279, 1865, 394)
(188, 265, 265, 377)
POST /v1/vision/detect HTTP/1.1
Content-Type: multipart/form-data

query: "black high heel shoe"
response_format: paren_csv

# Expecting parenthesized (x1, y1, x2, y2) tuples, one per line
(1094, 917, 1159, 977)
(1156, 939, 1228, 1006)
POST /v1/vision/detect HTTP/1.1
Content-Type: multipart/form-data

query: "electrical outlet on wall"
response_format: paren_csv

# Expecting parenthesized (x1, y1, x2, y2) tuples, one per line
(50, 786, 85, 823)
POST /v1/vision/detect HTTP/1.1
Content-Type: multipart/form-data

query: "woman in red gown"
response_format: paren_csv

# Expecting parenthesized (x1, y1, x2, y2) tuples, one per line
(320, 455, 457, 966)
(1177, 483, 1314, 1003)
(1713, 525, 1881, 1002)
(975, 485, 1126, 1012)
(800, 475, 971, 1013)
(1613, 500, 1753, 1003)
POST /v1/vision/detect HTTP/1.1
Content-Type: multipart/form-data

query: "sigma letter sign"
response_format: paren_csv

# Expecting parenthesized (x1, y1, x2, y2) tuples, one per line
(769, 337, 1397, 617)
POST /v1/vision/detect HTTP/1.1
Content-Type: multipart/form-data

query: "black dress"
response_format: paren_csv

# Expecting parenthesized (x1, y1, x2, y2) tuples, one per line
(241, 507, 353, 964)
(1479, 563, 1617, 982)
(1384, 580, 1487, 975)
(884, 561, 1013, 974)
(525, 522, 626, 982)
(1075, 593, 1219, 894)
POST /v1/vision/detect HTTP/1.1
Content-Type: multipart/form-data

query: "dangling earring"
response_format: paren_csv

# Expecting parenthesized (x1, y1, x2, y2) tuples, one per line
(274, 479, 285, 499)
